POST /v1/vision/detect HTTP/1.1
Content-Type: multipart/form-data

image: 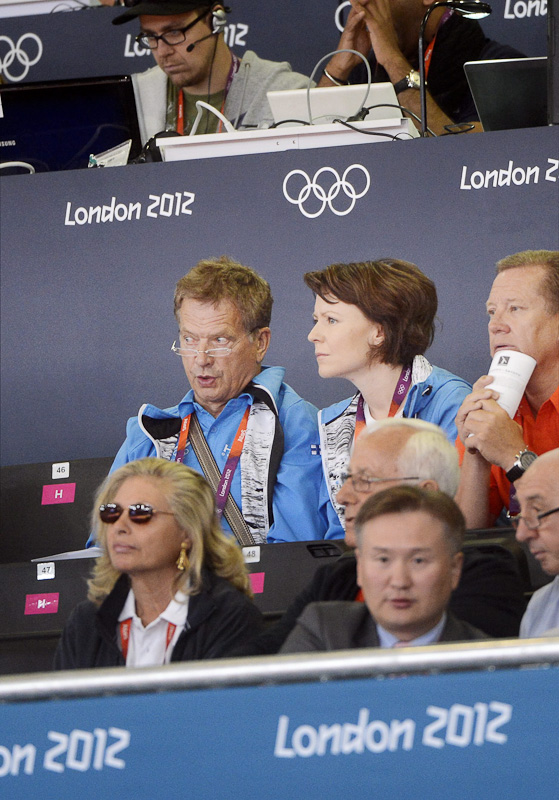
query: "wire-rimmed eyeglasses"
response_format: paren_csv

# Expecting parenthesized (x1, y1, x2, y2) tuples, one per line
(171, 331, 254, 359)
(339, 473, 420, 494)
(135, 9, 208, 50)
(509, 507, 559, 531)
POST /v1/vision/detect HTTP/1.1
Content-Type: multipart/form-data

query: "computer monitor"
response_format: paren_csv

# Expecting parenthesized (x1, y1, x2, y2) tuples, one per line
(464, 57, 547, 132)
(0, 75, 142, 174)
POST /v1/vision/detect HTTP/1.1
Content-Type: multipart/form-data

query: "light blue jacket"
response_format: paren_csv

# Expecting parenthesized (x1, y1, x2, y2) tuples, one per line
(319, 363, 472, 538)
(105, 366, 333, 544)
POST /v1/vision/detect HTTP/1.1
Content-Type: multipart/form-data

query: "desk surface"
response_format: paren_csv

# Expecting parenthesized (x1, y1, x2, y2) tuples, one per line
(158, 118, 418, 162)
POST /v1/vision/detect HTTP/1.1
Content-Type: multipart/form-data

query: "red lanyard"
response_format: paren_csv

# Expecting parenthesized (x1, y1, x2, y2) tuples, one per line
(177, 91, 185, 135)
(175, 406, 251, 517)
(354, 364, 413, 443)
(119, 618, 176, 663)
(175, 414, 192, 463)
(177, 53, 240, 135)
(424, 9, 453, 79)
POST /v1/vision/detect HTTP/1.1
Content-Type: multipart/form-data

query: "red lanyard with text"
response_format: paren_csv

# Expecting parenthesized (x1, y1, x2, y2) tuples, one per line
(177, 53, 241, 135)
(354, 365, 413, 443)
(119, 618, 176, 662)
(175, 405, 251, 518)
(424, 9, 453, 79)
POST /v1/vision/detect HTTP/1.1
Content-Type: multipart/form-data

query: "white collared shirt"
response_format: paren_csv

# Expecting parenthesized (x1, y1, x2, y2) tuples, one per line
(377, 613, 447, 648)
(117, 589, 189, 667)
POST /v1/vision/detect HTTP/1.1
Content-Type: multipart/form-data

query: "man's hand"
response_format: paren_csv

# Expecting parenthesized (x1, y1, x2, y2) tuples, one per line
(456, 375, 526, 469)
(319, 5, 371, 85)
(350, 0, 404, 71)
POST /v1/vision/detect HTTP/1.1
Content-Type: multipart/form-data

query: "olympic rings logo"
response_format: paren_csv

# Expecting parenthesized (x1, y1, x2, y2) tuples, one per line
(335, 1, 352, 33)
(283, 165, 371, 219)
(0, 34, 43, 82)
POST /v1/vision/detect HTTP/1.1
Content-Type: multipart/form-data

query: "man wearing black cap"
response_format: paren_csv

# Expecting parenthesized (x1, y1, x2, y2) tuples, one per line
(113, 1, 311, 143)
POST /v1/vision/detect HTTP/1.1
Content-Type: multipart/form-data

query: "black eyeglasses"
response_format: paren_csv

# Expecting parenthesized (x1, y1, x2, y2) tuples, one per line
(135, 9, 208, 49)
(510, 507, 559, 532)
(99, 503, 175, 525)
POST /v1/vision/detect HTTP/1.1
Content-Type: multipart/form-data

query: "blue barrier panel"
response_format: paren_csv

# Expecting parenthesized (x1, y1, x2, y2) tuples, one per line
(1, 647, 558, 799)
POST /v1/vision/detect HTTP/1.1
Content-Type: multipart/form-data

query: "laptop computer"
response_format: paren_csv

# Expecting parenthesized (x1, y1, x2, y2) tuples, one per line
(0, 75, 142, 174)
(0, 456, 113, 563)
(267, 83, 402, 128)
(463, 57, 547, 131)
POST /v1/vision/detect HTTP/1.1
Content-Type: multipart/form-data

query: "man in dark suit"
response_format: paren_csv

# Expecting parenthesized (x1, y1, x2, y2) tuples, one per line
(281, 485, 488, 652)
(238, 419, 525, 656)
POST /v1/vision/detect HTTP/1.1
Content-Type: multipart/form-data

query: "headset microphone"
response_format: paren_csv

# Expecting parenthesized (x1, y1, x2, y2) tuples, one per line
(186, 33, 213, 53)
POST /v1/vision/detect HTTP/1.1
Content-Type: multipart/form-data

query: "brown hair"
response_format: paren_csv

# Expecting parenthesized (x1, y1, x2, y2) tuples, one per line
(304, 259, 437, 365)
(496, 250, 559, 314)
(354, 485, 465, 554)
(174, 256, 273, 331)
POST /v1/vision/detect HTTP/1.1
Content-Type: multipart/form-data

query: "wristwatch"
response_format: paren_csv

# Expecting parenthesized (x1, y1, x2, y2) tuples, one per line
(505, 448, 538, 483)
(393, 69, 421, 95)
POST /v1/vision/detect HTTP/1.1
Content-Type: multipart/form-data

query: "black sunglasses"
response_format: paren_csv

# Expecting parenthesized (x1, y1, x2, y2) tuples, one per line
(99, 502, 175, 525)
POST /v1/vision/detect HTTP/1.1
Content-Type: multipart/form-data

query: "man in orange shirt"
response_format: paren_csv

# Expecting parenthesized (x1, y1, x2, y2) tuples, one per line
(455, 250, 559, 528)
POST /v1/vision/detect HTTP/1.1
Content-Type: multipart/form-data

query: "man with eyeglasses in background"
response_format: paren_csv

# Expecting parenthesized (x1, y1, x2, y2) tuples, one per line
(112, 1, 311, 144)
(236, 418, 526, 654)
(88, 256, 330, 546)
(512, 448, 559, 637)
(281, 485, 488, 653)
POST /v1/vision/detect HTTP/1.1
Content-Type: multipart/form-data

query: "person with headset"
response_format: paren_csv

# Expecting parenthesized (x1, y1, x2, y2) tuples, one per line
(113, 0, 311, 144)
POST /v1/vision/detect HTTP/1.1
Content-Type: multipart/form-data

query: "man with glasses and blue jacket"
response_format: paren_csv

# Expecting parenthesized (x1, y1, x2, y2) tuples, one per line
(93, 256, 329, 546)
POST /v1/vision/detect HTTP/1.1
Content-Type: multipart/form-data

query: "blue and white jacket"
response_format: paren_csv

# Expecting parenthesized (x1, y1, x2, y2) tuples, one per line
(107, 366, 332, 544)
(318, 356, 471, 537)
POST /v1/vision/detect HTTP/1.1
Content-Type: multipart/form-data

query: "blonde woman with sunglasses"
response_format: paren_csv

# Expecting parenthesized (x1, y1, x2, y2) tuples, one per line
(54, 458, 261, 669)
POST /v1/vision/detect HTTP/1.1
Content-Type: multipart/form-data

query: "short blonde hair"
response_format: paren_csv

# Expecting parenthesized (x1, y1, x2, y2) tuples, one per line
(496, 250, 559, 314)
(173, 256, 273, 331)
(88, 458, 252, 605)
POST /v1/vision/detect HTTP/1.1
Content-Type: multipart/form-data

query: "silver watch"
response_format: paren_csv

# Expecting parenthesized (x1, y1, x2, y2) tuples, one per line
(505, 449, 537, 483)
(393, 69, 421, 95)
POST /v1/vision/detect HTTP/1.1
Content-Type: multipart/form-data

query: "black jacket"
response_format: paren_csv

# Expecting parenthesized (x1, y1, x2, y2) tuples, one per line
(351, 14, 524, 123)
(281, 602, 489, 654)
(237, 545, 526, 656)
(53, 570, 263, 670)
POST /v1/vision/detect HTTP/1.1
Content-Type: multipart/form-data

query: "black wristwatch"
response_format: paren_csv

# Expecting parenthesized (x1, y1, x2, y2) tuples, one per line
(505, 448, 537, 483)
(393, 69, 421, 95)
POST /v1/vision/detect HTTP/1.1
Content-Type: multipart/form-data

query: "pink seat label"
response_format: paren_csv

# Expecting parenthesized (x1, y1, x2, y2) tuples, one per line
(41, 483, 76, 505)
(25, 593, 60, 615)
(249, 572, 265, 594)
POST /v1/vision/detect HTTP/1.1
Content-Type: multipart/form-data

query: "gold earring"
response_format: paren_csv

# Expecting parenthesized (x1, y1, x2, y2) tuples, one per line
(176, 542, 189, 572)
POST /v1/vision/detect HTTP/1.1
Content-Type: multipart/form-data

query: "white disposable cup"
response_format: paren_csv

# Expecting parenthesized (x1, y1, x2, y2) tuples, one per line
(488, 350, 537, 418)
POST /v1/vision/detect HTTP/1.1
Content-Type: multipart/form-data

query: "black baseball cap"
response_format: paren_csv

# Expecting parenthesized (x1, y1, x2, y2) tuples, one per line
(112, 0, 217, 26)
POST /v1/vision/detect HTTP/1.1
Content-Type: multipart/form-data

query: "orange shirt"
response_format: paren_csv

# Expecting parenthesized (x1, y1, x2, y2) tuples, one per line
(457, 386, 559, 518)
